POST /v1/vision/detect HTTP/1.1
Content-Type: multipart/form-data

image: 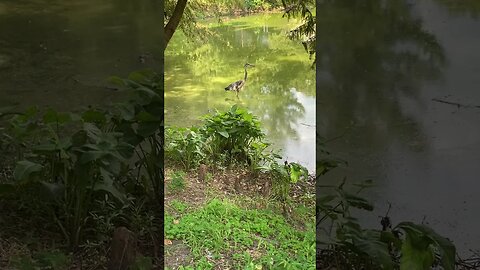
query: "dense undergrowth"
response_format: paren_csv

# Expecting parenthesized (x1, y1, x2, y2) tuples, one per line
(0, 70, 163, 269)
(164, 105, 315, 269)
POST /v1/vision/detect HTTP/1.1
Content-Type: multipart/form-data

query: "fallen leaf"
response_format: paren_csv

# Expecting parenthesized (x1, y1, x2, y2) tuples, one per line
(173, 219, 180, 224)
(164, 239, 172, 245)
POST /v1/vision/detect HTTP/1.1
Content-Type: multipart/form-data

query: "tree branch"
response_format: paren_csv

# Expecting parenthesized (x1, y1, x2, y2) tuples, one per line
(164, 0, 188, 49)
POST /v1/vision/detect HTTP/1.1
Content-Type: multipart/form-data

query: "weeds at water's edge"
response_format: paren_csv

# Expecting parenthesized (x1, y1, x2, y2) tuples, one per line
(316, 145, 480, 270)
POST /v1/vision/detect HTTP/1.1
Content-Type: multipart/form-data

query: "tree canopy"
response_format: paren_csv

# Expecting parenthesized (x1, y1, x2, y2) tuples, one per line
(164, 0, 316, 66)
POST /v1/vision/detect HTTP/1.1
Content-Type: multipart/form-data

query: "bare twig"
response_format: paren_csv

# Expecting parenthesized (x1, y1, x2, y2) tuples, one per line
(432, 98, 480, 109)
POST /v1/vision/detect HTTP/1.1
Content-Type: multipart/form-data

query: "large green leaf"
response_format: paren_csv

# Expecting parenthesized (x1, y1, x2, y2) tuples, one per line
(355, 230, 394, 270)
(83, 123, 102, 141)
(339, 224, 394, 270)
(400, 233, 434, 270)
(289, 163, 308, 183)
(14, 160, 43, 181)
(93, 168, 126, 202)
(218, 130, 229, 138)
(397, 222, 455, 270)
(33, 138, 71, 154)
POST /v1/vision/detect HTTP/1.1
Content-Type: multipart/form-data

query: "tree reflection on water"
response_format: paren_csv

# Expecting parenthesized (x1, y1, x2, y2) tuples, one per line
(316, 0, 446, 151)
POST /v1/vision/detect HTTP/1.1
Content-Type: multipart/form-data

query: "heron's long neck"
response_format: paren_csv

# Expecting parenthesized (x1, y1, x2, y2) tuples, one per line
(244, 68, 248, 81)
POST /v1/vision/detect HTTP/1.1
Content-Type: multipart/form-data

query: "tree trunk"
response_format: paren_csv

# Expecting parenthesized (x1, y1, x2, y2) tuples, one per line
(164, 0, 188, 49)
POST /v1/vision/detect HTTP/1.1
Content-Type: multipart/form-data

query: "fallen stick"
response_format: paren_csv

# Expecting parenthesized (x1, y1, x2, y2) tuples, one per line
(432, 98, 480, 109)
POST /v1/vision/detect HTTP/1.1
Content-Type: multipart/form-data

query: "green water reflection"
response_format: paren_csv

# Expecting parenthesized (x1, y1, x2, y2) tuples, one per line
(317, 0, 445, 151)
(165, 13, 316, 171)
(316, 0, 480, 253)
(0, 0, 162, 110)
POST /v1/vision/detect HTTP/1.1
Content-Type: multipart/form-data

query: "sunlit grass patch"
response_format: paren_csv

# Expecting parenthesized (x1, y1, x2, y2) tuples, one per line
(165, 198, 315, 270)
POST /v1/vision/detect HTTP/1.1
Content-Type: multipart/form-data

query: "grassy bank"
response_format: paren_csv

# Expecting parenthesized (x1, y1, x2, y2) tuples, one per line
(164, 166, 315, 269)
(163, 105, 316, 269)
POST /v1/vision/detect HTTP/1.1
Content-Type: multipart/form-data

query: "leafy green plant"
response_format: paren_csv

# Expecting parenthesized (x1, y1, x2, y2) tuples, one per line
(1, 70, 164, 251)
(317, 161, 456, 270)
(3, 106, 44, 161)
(263, 161, 308, 203)
(108, 69, 164, 209)
(168, 171, 186, 193)
(200, 105, 265, 166)
(165, 105, 276, 171)
(164, 106, 311, 205)
(165, 127, 206, 170)
(11, 118, 133, 248)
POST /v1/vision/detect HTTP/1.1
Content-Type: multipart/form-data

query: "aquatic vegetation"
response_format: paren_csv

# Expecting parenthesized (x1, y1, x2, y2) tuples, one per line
(317, 153, 456, 270)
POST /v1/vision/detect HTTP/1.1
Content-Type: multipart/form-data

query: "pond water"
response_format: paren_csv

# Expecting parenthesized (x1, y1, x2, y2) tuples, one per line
(165, 14, 316, 172)
(0, 0, 162, 110)
(317, 0, 480, 254)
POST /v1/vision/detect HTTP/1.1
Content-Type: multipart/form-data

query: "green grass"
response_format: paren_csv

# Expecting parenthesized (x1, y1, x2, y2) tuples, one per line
(170, 199, 189, 213)
(165, 198, 315, 269)
(168, 171, 187, 193)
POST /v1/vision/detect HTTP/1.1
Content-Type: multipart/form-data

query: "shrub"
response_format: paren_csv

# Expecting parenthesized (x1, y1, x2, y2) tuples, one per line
(1, 69, 163, 250)
(165, 105, 275, 170)
(200, 105, 266, 166)
(267, 161, 308, 202)
(165, 127, 206, 170)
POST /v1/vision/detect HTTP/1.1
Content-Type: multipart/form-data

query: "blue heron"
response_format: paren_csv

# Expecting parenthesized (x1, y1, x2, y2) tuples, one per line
(225, 63, 255, 97)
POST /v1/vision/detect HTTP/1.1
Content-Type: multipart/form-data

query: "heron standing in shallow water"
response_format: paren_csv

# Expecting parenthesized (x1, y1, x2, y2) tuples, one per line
(225, 63, 255, 98)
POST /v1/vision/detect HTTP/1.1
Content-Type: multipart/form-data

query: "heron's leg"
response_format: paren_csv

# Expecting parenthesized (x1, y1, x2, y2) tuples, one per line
(236, 91, 239, 98)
